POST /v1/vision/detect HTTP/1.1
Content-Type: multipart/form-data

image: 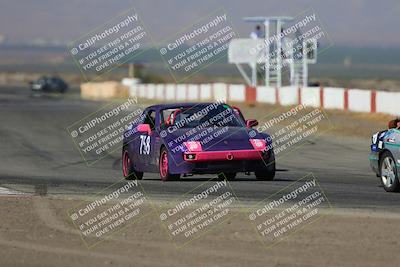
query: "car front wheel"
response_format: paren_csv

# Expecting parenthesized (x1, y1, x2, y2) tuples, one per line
(159, 147, 180, 181)
(218, 172, 236, 181)
(255, 151, 276, 181)
(380, 151, 400, 192)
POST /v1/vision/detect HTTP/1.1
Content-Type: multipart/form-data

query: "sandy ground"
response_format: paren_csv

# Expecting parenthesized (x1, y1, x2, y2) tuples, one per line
(1, 195, 399, 267)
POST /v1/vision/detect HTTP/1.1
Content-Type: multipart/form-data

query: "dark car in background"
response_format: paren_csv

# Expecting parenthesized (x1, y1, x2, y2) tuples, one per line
(30, 76, 68, 93)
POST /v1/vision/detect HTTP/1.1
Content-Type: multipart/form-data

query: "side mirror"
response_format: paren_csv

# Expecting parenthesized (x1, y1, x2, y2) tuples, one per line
(246, 119, 258, 128)
(137, 124, 151, 135)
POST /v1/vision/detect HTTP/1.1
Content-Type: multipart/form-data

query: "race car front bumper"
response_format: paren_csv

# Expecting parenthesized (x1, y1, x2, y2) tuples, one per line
(369, 151, 380, 176)
(168, 148, 274, 175)
(183, 149, 266, 162)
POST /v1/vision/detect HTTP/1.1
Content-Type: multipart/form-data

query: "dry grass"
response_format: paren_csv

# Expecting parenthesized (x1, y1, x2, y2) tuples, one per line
(235, 102, 393, 138)
(136, 98, 393, 139)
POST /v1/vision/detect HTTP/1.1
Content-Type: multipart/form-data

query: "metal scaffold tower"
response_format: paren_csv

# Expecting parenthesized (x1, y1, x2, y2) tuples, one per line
(228, 16, 318, 88)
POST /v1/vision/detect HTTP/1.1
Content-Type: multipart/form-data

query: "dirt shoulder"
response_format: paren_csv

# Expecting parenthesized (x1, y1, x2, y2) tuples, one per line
(0, 195, 399, 267)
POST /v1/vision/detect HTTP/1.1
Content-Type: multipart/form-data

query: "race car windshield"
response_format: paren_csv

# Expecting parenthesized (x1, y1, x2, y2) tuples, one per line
(164, 104, 244, 128)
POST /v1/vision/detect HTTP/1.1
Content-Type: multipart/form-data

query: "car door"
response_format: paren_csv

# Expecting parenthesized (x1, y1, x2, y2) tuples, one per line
(137, 109, 157, 171)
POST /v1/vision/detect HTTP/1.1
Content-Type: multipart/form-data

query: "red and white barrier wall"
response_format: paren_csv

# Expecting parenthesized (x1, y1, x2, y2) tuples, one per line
(127, 82, 400, 116)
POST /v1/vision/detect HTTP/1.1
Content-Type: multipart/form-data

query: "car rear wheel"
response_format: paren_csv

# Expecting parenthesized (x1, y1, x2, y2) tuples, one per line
(380, 151, 400, 192)
(255, 152, 276, 181)
(122, 146, 143, 180)
(218, 172, 236, 181)
(159, 147, 180, 181)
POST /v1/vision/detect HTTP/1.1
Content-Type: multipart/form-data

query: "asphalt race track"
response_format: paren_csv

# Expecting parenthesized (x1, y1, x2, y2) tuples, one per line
(1, 85, 399, 211)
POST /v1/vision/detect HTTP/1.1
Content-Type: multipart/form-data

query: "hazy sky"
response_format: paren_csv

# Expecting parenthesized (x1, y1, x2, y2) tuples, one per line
(1, 0, 399, 47)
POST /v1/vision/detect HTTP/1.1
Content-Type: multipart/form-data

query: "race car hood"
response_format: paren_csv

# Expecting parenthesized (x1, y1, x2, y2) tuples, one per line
(162, 126, 267, 151)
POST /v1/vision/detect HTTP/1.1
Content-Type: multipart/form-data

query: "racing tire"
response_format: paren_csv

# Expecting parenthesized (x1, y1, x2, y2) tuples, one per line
(159, 147, 180, 181)
(380, 151, 400, 192)
(122, 146, 143, 180)
(255, 151, 276, 181)
(218, 172, 236, 181)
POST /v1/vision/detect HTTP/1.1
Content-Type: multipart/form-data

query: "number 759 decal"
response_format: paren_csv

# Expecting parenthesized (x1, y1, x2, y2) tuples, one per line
(140, 135, 151, 155)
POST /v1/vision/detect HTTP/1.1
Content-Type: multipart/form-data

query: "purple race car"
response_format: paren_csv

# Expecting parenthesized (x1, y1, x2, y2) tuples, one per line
(122, 102, 275, 181)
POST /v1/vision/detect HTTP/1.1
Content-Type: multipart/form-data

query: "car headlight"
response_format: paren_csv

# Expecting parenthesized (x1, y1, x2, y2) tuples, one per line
(249, 139, 267, 150)
(183, 141, 203, 152)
